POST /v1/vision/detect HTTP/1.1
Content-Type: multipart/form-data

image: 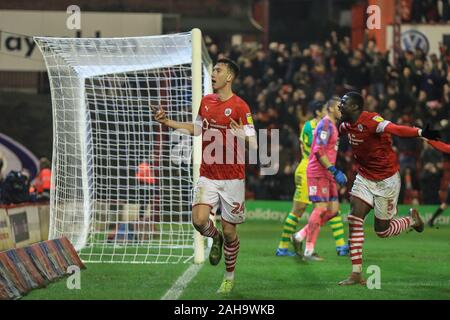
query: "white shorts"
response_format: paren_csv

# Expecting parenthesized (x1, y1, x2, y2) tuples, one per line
(192, 176, 245, 224)
(350, 172, 401, 220)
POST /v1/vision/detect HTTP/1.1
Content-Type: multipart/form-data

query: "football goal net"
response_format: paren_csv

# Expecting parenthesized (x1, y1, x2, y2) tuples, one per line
(34, 29, 212, 264)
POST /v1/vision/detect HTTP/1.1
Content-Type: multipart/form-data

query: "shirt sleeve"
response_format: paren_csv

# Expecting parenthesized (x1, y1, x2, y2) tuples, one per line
(369, 114, 392, 133)
(383, 123, 420, 137)
(306, 122, 314, 148)
(315, 119, 332, 145)
(427, 139, 450, 154)
(300, 121, 309, 144)
(238, 101, 256, 137)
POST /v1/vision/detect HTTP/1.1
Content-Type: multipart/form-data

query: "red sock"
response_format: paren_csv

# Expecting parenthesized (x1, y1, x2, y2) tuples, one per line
(376, 217, 413, 238)
(348, 215, 364, 273)
(199, 219, 218, 238)
(224, 236, 240, 272)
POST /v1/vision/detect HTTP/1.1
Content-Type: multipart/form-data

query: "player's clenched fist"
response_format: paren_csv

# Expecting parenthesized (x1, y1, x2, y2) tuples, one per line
(150, 105, 169, 125)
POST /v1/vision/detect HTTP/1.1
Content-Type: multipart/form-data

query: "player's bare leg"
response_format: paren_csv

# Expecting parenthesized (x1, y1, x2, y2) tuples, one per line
(291, 201, 307, 223)
(217, 219, 239, 294)
(339, 197, 371, 286)
(192, 204, 223, 265)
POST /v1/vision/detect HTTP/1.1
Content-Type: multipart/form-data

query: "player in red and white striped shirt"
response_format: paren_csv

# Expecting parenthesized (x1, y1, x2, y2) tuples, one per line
(337, 91, 441, 286)
(152, 58, 257, 294)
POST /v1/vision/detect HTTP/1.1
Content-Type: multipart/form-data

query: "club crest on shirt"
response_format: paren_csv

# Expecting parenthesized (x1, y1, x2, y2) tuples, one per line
(322, 187, 328, 194)
(357, 124, 364, 132)
(309, 186, 317, 195)
(224, 108, 232, 117)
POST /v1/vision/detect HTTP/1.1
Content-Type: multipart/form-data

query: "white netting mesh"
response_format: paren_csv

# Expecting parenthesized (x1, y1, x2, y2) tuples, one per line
(34, 31, 212, 263)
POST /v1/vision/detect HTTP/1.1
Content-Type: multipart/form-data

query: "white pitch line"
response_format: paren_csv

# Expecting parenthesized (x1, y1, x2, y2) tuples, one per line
(161, 263, 203, 300)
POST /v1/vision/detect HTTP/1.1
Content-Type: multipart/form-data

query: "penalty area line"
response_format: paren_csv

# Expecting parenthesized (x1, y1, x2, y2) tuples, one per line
(161, 263, 203, 300)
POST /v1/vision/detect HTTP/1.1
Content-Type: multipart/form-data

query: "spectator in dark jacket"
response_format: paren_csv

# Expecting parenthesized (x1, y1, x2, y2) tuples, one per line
(420, 162, 443, 204)
(420, 141, 443, 204)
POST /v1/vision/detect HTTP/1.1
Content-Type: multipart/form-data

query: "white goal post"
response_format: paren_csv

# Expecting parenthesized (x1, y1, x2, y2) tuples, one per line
(34, 29, 213, 264)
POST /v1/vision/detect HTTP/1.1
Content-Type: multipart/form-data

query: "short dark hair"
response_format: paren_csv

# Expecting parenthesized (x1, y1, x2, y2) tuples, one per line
(345, 91, 364, 110)
(309, 100, 324, 116)
(326, 96, 341, 110)
(216, 58, 240, 78)
(39, 157, 51, 169)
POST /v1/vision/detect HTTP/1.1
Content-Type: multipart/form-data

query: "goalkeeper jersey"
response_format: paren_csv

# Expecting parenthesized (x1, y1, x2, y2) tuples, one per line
(307, 115, 339, 179)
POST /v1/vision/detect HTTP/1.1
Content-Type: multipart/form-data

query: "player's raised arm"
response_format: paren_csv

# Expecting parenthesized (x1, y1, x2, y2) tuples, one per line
(150, 105, 201, 136)
(426, 139, 450, 154)
(380, 120, 441, 140)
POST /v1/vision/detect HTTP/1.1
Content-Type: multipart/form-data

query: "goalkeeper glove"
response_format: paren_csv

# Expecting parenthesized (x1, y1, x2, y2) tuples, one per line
(328, 166, 347, 186)
(420, 124, 441, 140)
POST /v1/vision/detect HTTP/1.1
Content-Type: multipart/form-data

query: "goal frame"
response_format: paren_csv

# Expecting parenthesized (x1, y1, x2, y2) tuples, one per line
(34, 28, 212, 264)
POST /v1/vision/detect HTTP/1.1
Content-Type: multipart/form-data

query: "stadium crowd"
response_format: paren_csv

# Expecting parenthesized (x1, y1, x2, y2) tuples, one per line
(408, 0, 450, 23)
(206, 30, 450, 204)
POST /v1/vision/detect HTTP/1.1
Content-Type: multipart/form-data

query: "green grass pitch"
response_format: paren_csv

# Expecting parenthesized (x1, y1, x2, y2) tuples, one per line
(23, 220, 450, 300)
